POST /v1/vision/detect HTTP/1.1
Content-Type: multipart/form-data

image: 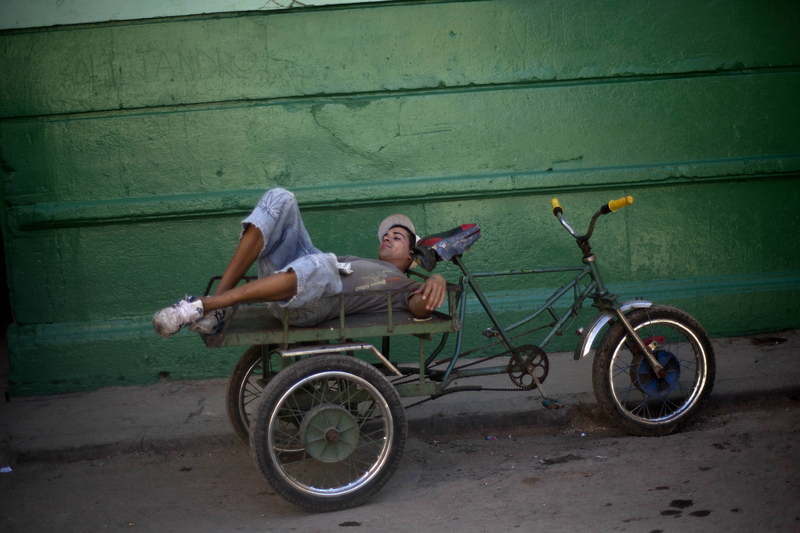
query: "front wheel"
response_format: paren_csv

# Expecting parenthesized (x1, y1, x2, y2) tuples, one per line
(592, 306, 715, 437)
(250, 354, 407, 512)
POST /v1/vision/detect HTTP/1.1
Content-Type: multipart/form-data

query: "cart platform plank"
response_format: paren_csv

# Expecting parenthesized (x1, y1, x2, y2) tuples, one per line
(200, 304, 461, 348)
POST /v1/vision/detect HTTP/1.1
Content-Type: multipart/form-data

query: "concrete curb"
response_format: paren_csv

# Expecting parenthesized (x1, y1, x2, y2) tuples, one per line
(6, 386, 800, 465)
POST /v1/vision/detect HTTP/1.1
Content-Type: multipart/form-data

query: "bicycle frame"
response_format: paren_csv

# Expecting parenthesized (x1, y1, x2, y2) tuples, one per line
(400, 196, 668, 399)
(426, 254, 604, 389)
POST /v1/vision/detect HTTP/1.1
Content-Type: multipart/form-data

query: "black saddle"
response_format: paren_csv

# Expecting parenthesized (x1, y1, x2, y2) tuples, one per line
(411, 224, 481, 271)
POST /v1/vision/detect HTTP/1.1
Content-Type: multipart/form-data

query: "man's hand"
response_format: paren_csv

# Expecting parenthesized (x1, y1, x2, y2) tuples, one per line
(409, 274, 447, 318)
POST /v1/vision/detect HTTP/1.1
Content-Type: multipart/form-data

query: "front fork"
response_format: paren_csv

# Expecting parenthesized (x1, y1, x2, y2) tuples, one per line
(585, 255, 667, 378)
(613, 309, 667, 378)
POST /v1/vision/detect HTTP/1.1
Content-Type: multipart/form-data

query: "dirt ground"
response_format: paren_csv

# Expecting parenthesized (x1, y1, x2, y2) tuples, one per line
(2, 399, 799, 533)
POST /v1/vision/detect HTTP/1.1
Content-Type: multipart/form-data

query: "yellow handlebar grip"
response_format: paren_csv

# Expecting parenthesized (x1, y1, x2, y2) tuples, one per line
(608, 196, 633, 212)
(551, 198, 562, 215)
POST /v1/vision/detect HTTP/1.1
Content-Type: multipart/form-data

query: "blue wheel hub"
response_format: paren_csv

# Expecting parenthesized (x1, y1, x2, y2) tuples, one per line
(633, 350, 680, 396)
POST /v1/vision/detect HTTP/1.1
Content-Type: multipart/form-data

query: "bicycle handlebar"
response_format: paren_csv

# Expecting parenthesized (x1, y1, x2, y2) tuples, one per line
(550, 195, 634, 243)
(550, 198, 563, 216)
(551, 196, 633, 217)
(604, 195, 633, 213)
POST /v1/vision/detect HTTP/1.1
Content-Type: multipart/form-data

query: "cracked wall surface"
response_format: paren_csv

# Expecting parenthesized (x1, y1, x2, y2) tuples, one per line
(0, 0, 798, 395)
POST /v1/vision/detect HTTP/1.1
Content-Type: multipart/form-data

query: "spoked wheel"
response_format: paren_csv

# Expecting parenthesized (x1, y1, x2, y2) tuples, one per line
(250, 354, 407, 512)
(225, 346, 277, 444)
(592, 306, 715, 437)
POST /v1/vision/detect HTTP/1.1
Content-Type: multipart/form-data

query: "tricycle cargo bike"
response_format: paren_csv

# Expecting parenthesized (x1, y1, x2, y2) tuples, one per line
(199, 196, 715, 512)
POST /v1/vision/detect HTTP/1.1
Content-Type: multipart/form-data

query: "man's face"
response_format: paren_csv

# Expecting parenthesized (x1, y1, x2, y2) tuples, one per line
(378, 227, 413, 265)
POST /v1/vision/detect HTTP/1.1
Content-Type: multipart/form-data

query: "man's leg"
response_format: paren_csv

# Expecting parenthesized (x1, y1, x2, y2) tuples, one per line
(179, 224, 275, 335)
(211, 223, 264, 296)
(153, 261, 298, 338)
(214, 188, 316, 296)
(154, 188, 315, 337)
(200, 271, 297, 312)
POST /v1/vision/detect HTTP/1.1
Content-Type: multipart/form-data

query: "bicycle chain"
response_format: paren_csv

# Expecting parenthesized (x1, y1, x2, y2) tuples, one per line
(398, 349, 548, 410)
(392, 324, 557, 409)
(389, 350, 507, 387)
(404, 384, 532, 409)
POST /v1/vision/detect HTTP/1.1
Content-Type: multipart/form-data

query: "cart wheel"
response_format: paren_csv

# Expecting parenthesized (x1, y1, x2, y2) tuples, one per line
(250, 354, 407, 512)
(225, 346, 277, 444)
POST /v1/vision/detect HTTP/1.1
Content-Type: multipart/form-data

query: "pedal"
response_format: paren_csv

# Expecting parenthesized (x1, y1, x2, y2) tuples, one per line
(541, 399, 564, 409)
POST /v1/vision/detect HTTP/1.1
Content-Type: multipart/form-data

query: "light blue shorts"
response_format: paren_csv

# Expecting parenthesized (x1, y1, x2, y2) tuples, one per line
(241, 188, 342, 326)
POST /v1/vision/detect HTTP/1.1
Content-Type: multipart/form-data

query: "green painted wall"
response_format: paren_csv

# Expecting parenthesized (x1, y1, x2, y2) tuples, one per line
(1, 0, 798, 395)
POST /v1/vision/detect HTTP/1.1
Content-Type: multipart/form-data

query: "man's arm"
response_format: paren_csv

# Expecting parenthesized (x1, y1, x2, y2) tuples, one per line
(408, 274, 447, 318)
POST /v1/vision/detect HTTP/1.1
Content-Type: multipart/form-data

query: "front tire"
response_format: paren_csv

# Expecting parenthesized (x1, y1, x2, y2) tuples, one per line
(592, 306, 715, 436)
(250, 354, 407, 512)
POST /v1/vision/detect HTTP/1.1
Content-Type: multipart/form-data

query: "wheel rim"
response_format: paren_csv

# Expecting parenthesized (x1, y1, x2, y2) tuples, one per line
(267, 371, 393, 497)
(238, 356, 266, 432)
(609, 319, 707, 426)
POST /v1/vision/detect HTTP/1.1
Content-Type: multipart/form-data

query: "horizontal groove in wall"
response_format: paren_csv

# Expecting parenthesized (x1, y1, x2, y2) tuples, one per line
(10, 154, 800, 231)
(10, 270, 799, 345)
(2, 65, 796, 125)
(464, 270, 800, 314)
(0, 0, 454, 36)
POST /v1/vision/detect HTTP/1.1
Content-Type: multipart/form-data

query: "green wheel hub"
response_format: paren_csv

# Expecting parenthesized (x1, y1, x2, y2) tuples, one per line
(299, 404, 359, 463)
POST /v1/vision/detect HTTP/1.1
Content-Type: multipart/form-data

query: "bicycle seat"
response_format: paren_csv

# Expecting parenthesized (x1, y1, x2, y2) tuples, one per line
(411, 224, 481, 271)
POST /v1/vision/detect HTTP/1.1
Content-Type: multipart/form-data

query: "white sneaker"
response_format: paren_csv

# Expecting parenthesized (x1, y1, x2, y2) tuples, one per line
(152, 296, 204, 338)
(189, 308, 227, 334)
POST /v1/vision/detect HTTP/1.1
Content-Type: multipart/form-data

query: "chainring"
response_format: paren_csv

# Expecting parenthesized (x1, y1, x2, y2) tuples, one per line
(507, 345, 549, 389)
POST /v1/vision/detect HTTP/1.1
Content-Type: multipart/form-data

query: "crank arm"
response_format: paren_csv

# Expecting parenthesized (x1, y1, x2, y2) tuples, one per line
(614, 309, 667, 379)
(531, 372, 546, 398)
(531, 373, 563, 409)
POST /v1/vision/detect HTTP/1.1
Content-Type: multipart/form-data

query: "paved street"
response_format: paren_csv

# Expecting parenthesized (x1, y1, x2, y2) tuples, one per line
(1, 399, 798, 532)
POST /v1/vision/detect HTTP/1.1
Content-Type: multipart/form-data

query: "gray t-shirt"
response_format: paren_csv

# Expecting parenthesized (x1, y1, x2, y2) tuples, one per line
(270, 255, 423, 326)
(334, 255, 422, 316)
